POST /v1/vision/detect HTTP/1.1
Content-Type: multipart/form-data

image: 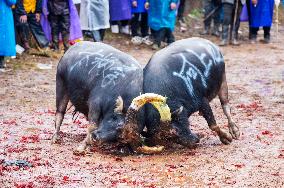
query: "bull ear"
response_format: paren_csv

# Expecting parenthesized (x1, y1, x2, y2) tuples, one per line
(114, 96, 124, 114)
(171, 106, 183, 117)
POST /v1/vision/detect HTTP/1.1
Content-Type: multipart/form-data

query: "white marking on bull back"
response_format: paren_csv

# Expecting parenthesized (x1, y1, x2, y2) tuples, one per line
(172, 42, 223, 97)
(69, 50, 139, 88)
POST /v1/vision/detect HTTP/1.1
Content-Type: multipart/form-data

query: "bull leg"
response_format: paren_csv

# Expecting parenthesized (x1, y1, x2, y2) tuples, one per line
(218, 73, 240, 139)
(200, 98, 232, 144)
(51, 76, 69, 144)
(74, 103, 100, 154)
(74, 124, 97, 154)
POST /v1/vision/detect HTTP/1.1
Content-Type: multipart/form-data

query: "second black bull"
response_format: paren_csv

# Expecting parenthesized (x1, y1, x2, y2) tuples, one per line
(143, 37, 240, 147)
(52, 41, 145, 152)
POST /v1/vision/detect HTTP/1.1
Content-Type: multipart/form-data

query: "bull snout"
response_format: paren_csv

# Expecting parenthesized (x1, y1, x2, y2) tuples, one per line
(92, 127, 123, 144)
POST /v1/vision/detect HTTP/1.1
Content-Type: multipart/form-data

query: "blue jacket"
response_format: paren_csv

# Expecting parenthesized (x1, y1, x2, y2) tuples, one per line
(0, 0, 16, 56)
(131, 0, 147, 13)
(249, 0, 274, 27)
(148, 0, 178, 31)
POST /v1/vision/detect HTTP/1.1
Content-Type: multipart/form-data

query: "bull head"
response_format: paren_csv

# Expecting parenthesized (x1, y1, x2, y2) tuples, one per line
(121, 93, 172, 154)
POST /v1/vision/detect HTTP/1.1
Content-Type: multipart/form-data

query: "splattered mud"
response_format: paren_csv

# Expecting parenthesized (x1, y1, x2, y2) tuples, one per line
(1, 28, 284, 187)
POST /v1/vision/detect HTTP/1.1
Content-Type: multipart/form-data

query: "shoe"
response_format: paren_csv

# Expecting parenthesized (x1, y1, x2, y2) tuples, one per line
(200, 26, 210, 35)
(200, 29, 209, 35)
(219, 39, 228, 46)
(121, 25, 130, 35)
(250, 38, 257, 44)
(111, 25, 119, 34)
(131, 36, 143, 45)
(212, 24, 220, 37)
(142, 36, 153, 46)
(178, 19, 187, 32)
(152, 44, 159, 50)
(232, 38, 240, 46)
(263, 36, 270, 44)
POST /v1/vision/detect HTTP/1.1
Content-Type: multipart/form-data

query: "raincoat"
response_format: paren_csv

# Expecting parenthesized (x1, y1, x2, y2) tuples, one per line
(41, 0, 82, 41)
(131, 0, 146, 13)
(249, 0, 274, 27)
(80, 0, 110, 30)
(109, 0, 131, 21)
(147, 0, 178, 31)
(0, 0, 16, 56)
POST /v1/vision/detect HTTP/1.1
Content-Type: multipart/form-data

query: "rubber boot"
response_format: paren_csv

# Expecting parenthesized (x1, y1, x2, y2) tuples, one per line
(200, 25, 210, 35)
(212, 24, 220, 37)
(220, 25, 229, 46)
(232, 32, 240, 46)
(62, 32, 70, 52)
(0, 56, 4, 69)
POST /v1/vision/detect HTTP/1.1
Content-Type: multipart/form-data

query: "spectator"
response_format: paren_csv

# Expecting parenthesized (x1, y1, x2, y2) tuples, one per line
(80, 0, 109, 42)
(73, 0, 81, 15)
(177, 0, 187, 32)
(247, 0, 274, 44)
(41, 0, 82, 49)
(201, 0, 221, 36)
(220, 0, 245, 46)
(131, 0, 152, 45)
(46, 0, 71, 52)
(109, 0, 132, 34)
(146, 0, 178, 50)
(0, 0, 16, 71)
(14, 0, 49, 50)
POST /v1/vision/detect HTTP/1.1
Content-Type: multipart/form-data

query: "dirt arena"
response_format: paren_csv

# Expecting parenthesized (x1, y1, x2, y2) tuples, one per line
(1, 24, 284, 187)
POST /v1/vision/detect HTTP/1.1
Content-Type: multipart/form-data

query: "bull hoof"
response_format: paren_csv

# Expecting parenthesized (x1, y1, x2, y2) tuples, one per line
(51, 134, 60, 144)
(229, 122, 240, 140)
(73, 145, 87, 155)
(219, 129, 233, 145)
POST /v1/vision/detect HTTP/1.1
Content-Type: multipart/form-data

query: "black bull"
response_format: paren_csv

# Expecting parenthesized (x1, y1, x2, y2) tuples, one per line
(52, 38, 240, 152)
(143, 37, 240, 146)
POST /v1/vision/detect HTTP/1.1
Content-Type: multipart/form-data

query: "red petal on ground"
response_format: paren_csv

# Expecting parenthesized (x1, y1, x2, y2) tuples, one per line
(63, 176, 69, 181)
(233, 164, 245, 168)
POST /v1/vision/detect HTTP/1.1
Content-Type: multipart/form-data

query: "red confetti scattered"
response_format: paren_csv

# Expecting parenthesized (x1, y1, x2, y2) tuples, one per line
(2, 119, 17, 125)
(261, 130, 272, 135)
(63, 176, 69, 181)
(233, 164, 245, 168)
(20, 135, 40, 143)
(14, 182, 34, 188)
(36, 120, 43, 125)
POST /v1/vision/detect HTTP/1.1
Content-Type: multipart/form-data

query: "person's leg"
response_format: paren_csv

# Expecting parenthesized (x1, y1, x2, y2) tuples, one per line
(263, 26, 271, 43)
(49, 14, 60, 50)
(92, 30, 102, 42)
(177, 0, 186, 21)
(140, 12, 149, 37)
(220, 3, 234, 46)
(99, 29, 106, 41)
(60, 14, 70, 52)
(28, 13, 49, 48)
(0, 56, 4, 69)
(15, 14, 31, 50)
(131, 13, 140, 37)
(120, 20, 130, 34)
(250, 27, 258, 43)
(231, 1, 243, 45)
(152, 28, 165, 49)
(212, 1, 222, 37)
(111, 21, 119, 33)
(201, 0, 213, 35)
(166, 28, 175, 44)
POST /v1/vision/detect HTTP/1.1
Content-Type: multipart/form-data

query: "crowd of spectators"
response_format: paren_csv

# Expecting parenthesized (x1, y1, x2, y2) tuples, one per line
(0, 0, 282, 71)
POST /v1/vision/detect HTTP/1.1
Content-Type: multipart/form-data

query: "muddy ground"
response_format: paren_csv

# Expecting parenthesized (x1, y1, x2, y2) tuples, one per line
(1, 22, 284, 187)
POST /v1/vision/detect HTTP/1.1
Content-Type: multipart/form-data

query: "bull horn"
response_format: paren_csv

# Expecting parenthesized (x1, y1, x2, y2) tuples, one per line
(128, 93, 171, 122)
(172, 106, 184, 116)
(122, 93, 172, 154)
(114, 96, 123, 114)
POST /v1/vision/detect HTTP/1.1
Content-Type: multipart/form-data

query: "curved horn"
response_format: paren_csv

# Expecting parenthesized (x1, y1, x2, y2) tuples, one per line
(128, 93, 171, 122)
(114, 96, 123, 114)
